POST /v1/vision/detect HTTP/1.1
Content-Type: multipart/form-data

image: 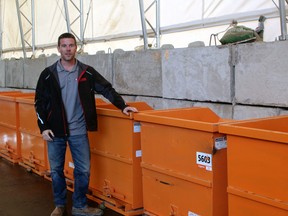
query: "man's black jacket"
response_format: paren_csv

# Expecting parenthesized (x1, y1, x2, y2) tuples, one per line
(35, 60, 127, 137)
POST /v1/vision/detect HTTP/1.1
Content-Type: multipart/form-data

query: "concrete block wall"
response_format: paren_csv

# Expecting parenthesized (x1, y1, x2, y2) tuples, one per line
(235, 42, 288, 107)
(23, 58, 46, 89)
(78, 53, 113, 82)
(0, 60, 5, 87)
(113, 49, 162, 96)
(1, 40, 288, 120)
(162, 46, 232, 103)
(5, 58, 24, 88)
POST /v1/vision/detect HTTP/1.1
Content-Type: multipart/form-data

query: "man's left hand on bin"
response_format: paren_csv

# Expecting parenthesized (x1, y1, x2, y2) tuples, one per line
(122, 106, 138, 116)
(42, 129, 55, 141)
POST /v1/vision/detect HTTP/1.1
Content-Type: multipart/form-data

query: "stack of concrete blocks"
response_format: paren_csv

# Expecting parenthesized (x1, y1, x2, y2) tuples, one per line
(1, 40, 288, 120)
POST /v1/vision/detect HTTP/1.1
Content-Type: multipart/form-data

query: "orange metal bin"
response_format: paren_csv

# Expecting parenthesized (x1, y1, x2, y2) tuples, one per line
(0, 92, 35, 163)
(87, 102, 153, 215)
(0, 90, 22, 95)
(134, 107, 228, 216)
(16, 96, 48, 176)
(218, 115, 288, 216)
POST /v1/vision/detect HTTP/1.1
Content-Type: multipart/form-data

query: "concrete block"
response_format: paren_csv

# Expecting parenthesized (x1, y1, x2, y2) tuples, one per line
(235, 41, 288, 107)
(193, 102, 233, 119)
(135, 96, 165, 110)
(77, 54, 112, 82)
(279, 109, 288, 115)
(46, 54, 59, 67)
(23, 58, 46, 89)
(161, 44, 174, 49)
(161, 98, 194, 109)
(162, 46, 232, 102)
(121, 95, 137, 103)
(233, 105, 279, 120)
(188, 41, 205, 48)
(0, 87, 17, 92)
(6, 59, 24, 88)
(0, 60, 5, 87)
(113, 50, 162, 96)
(134, 96, 194, 110)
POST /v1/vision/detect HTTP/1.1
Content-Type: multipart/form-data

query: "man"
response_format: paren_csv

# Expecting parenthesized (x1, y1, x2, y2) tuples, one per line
(35, 32, 138, 216)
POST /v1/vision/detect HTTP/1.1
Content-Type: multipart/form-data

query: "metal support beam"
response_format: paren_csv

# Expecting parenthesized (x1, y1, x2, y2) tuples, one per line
(31, 0, 35, 55)
(63, 0, 71, 33)
(0, 0, 3, 58)
(63, 0, 85, 51)
(139, 0, 148, 49)
(155, 0, 160, 48)
(279, 0, 288, 40)
(15, 0, 35, 58)
(15, 0, 27, 58)
(139, 0, 160, 49)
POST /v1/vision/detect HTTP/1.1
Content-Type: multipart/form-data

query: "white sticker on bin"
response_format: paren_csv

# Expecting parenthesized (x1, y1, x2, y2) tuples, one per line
(136, 150, 142, 157)
(188, 211, 200, 216)
(69, 162, 75, 169)
(134, 122, 141, 133)
(196, 152, 212, 171)
(215, 136, 227, 150)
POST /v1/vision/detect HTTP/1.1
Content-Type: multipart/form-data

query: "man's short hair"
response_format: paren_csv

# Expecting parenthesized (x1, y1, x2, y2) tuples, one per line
(58, 33, 77, 46)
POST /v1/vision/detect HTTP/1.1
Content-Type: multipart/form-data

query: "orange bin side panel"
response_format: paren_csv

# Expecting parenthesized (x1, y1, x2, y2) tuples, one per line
(0, 125, 18, 160)
(227, 136, 288, 202)
(0, 92, 36, 162)
(89, 153, 143, 209)
(17, 96, 48, 174)
(17, 98, 39, 134)
(228, 191, 288, 216)
(142, 168, 213, 216)
(89, 117, 135, 159)
(218, 115, 288, 216)
(88, 102, 153, 210)
(134, 107, 229, 216)
(140, 122, 215, 180)
(20, 133, 48, 173)
(0, 98, 18, 127)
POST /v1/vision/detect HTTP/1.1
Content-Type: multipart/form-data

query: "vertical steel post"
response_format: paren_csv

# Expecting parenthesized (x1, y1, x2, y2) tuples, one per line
(279, 0, 288, 40)
(31, 0, 35, 57)
(15, 0, 27, 58)
(63, 0, 71, 33)
(79, 0, 84, 51)
(139, 0, 148, 49)
(80, 0, 83, 41)
(155, 0, 160, 48)
(0, 0, 3, 58)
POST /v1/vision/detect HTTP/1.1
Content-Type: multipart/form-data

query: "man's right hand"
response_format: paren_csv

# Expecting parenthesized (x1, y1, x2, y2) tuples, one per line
(42, 129, 54, 141)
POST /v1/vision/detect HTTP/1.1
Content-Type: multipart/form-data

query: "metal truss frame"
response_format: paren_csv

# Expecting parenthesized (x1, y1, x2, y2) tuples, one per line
(63, 0, 85, 52)
(15, 0, 35, 58)
(139, 0, 160, 49)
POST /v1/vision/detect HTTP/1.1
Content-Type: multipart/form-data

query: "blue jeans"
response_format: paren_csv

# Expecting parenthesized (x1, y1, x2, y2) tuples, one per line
(47, 134, 91, 208)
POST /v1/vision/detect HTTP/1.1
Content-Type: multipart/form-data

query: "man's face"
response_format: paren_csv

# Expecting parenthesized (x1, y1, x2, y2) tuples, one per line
(57, 38, 77, 61)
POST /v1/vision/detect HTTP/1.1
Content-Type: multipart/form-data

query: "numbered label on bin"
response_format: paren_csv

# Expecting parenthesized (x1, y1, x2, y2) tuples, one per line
(196, 152, 212, 171)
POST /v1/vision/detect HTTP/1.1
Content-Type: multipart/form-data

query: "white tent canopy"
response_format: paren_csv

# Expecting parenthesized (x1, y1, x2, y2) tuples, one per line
(0, 0, 286, 58)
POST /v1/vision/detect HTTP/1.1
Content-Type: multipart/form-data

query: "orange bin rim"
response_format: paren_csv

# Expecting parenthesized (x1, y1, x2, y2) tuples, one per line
(96, 101, 154, 119)
(0, 92, 35, 101)
(218, 115, 288, 144)
(134, 107, 227, 132)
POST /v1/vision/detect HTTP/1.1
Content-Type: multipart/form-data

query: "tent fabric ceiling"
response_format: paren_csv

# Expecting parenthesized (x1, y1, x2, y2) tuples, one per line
(0, 0, 284, 58)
